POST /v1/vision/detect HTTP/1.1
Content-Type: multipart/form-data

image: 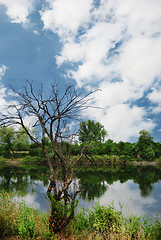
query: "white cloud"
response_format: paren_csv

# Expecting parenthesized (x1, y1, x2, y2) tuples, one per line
(116, 36, 161, 90)
(114, 0, 161, 37)
(102, 104, 155, 142)
(0, 0, 36, 24)
(40, 0, 93, 38)
(40, 0, 161, 141)
(0, 64, 7, 80)
(148, 83, 161, 114)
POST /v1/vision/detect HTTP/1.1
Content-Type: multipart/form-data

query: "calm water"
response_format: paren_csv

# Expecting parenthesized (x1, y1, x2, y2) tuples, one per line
(0, 163, 161, 219)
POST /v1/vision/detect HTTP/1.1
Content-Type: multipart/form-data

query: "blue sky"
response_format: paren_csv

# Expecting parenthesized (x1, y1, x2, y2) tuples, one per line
(0, 0, 161, 142)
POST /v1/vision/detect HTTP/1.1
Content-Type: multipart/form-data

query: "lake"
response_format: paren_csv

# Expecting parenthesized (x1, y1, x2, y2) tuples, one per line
(0, 162, 161, 220)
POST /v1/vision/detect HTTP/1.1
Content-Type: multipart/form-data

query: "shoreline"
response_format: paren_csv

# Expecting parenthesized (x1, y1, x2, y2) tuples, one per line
(131, 161, 159, 166)
(3, 158, 160, 168)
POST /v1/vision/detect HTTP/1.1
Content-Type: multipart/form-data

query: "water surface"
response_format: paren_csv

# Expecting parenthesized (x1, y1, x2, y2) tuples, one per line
(0, 163, 161, 219)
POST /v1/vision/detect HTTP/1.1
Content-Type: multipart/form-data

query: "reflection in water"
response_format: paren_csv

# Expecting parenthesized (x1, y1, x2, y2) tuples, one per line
(0, 163, 161, 219)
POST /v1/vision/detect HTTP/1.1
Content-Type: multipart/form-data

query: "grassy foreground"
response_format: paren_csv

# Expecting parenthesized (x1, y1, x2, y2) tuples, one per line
(0, 191, 161, 240)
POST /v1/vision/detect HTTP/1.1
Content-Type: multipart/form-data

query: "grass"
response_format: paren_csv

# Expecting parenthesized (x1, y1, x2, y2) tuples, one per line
(0, 191, 53, 239)
(0, 191, 161, 239)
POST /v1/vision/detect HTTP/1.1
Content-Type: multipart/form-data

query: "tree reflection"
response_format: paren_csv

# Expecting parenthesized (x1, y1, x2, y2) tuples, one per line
(0, 164, 49, 196)
(78, 171, 108, 200)
(77, 166, 161, 199)
(0, 164, 161, 201)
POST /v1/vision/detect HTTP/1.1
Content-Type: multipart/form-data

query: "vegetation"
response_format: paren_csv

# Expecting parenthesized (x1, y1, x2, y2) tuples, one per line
(0, 191, 51, 239)
(0, 122, 161, 165)
(0, 126, 30, 158)
(79, 120, 107, 143)
(0, 191, 161, 240)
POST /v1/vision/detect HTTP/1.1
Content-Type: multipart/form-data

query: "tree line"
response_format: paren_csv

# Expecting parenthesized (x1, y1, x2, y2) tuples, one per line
(0, 121, 160, 162)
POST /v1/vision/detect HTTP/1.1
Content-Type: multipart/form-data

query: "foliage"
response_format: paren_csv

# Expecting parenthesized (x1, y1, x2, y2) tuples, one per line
(93, 203, 121, 238)
(135, 130, 155, 161)
(16, 203, 36, 238)
(79, 120, 107, 143)
(14, 127, 30, 151)
(0, 126, 16, 157)
(0, 155, 7, 163)
(1, 191, 161, 239)
(124, 214, 143, 239)
(74, 208, 95, 233)
(0, 126, 30, 158)
(71, 204, 161, 240)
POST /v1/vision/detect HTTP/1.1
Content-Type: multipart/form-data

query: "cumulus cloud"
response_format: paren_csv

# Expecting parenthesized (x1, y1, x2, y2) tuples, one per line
(40, 0, 161, 141)
(102, 105, 155, 142)
(0, 0, 36, 24)
(40, 0, 93, 37)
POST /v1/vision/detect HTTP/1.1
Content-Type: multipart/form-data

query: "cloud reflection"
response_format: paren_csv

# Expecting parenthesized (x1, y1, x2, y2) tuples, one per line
(94, 180, 157, 218)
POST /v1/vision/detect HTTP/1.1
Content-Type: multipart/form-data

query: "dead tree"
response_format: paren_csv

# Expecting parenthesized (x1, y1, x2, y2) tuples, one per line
(0, 81, 96, 233)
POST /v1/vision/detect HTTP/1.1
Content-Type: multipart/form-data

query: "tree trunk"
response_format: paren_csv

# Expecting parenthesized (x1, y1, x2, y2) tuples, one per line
(49, 198, 75, 233)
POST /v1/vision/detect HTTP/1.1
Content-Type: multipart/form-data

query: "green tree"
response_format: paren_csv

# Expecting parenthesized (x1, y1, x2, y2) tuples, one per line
(14, 127, 30, 151)
(135, 130, 155, 161)
(0, 126, 16, 157)
(79, 120, 107, 143)
(138, 130, 153, 144)
(103, 139, 117, 155)
(0, 126, 30, 157)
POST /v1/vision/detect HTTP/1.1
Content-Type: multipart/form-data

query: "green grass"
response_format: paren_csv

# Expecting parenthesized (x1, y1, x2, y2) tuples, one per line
(68, 204, 161, 240)
(0, 191, 161, 239)
(0, 191, 54, 239)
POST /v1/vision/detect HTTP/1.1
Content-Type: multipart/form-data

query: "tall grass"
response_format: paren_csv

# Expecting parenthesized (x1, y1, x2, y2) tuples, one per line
(0, 191, 161, 239)
(0, 191, 53, 239)
(69, 204, 161, 240)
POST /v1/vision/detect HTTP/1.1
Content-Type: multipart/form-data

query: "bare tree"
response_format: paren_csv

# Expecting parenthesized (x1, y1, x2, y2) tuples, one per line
(0, 81, 96, 233)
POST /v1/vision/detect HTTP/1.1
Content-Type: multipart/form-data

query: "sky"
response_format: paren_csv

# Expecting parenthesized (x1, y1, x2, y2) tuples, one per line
(0, 0, 161, 142)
